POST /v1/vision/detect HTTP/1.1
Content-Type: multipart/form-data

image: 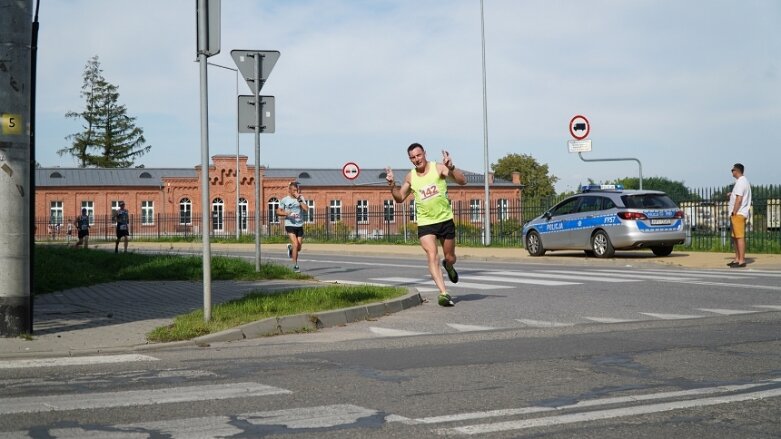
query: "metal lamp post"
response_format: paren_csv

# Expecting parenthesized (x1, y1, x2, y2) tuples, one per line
(206, 62, 241, 240)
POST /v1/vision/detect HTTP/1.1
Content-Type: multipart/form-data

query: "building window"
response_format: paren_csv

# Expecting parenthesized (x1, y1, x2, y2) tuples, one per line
(141, 200, 154, 225)
(384, 200, 395, 223)
(409, 200, 416, 223)
(80, 200, 95, 224)
(111, 200, 123, 212)
(179, 198, 192, 225)
(470, 199, 482, 223)
(212, 198, 224, 231)
(303, 199, 315, 223)
(268, 197, 280, 224)
(356, 200, 368, 224)
(239, 198, 248, 231)
(497, 199, 509, 221)
(49, 201, 63, 226)
(329, 200, 342, 222)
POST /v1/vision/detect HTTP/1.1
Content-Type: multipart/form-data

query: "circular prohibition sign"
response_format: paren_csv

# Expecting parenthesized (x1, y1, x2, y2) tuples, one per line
(569, 115, 590, 141)
(342, 162, 360, 180)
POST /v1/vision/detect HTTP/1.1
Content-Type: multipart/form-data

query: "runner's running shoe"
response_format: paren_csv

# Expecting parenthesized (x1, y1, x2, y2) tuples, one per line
(287, 244, 293, 259)
(442, 260, 459, 283)
(293, 265, 300, 272)
(438, 293, 454, 307)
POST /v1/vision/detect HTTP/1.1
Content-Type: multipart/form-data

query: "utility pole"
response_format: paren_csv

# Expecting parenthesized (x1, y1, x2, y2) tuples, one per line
(0, 0, 33, 336)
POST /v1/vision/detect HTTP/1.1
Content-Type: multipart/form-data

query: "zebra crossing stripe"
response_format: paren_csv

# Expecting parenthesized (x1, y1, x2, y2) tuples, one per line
(583, 317, 638, 323)
(696, 308, 760, 315)
(581, 270, 700, 281)
(639, 312, 704, 320)
(462, 275, 578, 286)
(372, 277, 510, 290)
(0, 382, 291, 415)
(447, 323, 497, 332)
(515, 319, 574, 328)
(369, 327, 428, 337)
(0, 404, 380, 438)
(0, 354, 158, 370)
(489, 271, 640, 283)
(753, 305, 781, 310)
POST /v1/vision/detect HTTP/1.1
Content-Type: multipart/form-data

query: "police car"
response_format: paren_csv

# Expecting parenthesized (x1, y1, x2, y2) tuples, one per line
(522, 184, 686, 258)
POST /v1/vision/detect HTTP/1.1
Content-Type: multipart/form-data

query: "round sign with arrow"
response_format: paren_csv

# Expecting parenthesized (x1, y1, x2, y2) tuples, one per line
(342, 162, 360, 180)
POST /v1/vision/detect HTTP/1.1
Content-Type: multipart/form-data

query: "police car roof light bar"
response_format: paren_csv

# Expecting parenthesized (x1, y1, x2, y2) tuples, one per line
(580, 184, 624, 192)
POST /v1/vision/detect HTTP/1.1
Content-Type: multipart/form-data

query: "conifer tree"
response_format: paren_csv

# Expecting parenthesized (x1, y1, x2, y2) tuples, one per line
(59, 55, 151, 167)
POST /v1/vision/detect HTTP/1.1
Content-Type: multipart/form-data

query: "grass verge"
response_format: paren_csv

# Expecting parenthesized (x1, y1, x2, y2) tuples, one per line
(147, 284, 407, 342)
(34, 245, 309, 294)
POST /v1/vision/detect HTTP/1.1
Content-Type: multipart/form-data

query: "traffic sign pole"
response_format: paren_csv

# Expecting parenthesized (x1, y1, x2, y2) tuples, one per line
(253, 53, 263, 272)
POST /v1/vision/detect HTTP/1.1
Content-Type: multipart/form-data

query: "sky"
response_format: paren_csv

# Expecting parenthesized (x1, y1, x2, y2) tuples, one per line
(34, 0, 780, 193)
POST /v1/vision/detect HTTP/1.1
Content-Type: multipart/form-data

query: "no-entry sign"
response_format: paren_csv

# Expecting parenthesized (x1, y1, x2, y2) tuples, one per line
(342, 162, 360, 180)
(569, 115, 590, 140)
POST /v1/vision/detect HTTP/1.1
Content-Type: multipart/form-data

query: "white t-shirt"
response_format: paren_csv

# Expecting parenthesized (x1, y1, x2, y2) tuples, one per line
(728, 175, 752, 217)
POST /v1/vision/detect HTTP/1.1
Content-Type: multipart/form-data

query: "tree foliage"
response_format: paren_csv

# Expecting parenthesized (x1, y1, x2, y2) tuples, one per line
(609, 176, 693, 202)
(59, 56, 151, 168)
(491, 153, 558, 199)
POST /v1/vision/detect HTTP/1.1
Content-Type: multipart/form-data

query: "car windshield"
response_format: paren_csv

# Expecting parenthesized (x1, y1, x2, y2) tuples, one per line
(621, 194, 677, 209)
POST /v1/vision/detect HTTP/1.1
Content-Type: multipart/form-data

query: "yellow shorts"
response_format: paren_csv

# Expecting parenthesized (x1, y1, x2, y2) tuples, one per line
(730, 214, 746, 239)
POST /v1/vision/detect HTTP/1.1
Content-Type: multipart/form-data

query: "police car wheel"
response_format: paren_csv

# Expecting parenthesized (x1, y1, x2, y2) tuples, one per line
(651, 245, 673, 257)
(591, 230, 615, 258)
(526, 231, 546, 256)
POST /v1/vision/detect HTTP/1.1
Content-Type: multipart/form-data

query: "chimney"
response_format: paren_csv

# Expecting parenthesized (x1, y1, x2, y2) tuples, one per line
(511, 171, 521, 185)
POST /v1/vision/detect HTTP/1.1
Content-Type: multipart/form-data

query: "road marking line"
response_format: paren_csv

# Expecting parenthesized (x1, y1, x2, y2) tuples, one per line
(369, 327, 428, 337)
(438, 386, 781, 435)
(462, 275, 578, 286)
(696, 308, 761, 315)
(447, 323, 497, 332)
(753, 305, 781, 310)
(0, 405, 379, 438)
(639, 312, 704, 320)
(393, 380, 779, 425)
(373, 277, 510, 290)
(489, 271, 639, 283)
(0, 354, 158, 370)
(583, 317, 638, 323)
(515, 319, 574, 328)
(660, 280, 781, 291)
(638, 268, 781, 278)
(0, 382, 291, 415)
(585, 270, 700, 281)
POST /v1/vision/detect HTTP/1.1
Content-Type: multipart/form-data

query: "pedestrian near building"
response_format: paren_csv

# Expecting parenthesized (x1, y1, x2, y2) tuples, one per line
(73, 208, 90, 249)
(113, 201, 130, 253)
(385, 143, 467, 307)
(728, 163, 752, 268)
(276, 182, 308, 272)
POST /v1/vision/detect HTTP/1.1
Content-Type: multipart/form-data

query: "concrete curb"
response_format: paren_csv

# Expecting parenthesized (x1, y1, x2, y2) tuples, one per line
(190, 289, 422, 345)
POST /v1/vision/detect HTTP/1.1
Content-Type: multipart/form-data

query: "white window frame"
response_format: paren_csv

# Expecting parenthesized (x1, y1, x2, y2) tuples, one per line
(304, 199, 315, 224)
(212, 198, 224, 231)
(268, 197, 280, 224)
(497, 199, 509, 221)
(329, 200, 342, 222)
(383, 200, 395, 223)
(179, 198, 192, 225)
(470, 199, 482, 223)
(356, 200, 368, 224)
(80, 200, 95, 225)
(141, 200, 154, 225)
(239, 197, 248, 231)
(49, 201, 63, 225)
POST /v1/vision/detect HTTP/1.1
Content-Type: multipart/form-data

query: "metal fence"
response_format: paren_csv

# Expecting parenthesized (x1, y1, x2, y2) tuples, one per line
(35, 184, 781, 253)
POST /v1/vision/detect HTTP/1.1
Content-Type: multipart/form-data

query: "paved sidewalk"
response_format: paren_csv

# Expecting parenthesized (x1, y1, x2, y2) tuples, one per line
(1, 243, 778, 359)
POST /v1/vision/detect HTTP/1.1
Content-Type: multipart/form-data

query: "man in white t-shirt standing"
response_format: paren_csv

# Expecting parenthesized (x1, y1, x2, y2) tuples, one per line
(727, 163, 751, 268)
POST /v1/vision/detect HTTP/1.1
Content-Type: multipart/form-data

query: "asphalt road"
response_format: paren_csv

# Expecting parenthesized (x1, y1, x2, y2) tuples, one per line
(1, 250, 780, 438)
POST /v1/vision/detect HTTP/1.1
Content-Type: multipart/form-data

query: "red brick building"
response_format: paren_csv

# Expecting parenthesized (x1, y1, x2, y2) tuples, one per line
(35, 155, 523, 240)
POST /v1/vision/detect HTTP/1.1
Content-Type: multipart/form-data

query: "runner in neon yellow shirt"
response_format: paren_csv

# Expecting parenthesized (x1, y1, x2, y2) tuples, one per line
(385, 143, 467, 306)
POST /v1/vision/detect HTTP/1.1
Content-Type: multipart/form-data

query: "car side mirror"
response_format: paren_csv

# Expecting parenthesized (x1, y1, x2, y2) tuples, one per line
(543, 211, 552, 220)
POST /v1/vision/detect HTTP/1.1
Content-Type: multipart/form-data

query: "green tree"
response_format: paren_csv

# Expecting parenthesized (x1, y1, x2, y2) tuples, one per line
(59, 56, 151, 168)
(491, 153, 558, 199)
(610, 176, 694, 202)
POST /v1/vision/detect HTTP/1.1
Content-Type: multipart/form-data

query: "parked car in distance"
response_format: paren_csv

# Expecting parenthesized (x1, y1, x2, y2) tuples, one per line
(522, 184, 686, 258)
